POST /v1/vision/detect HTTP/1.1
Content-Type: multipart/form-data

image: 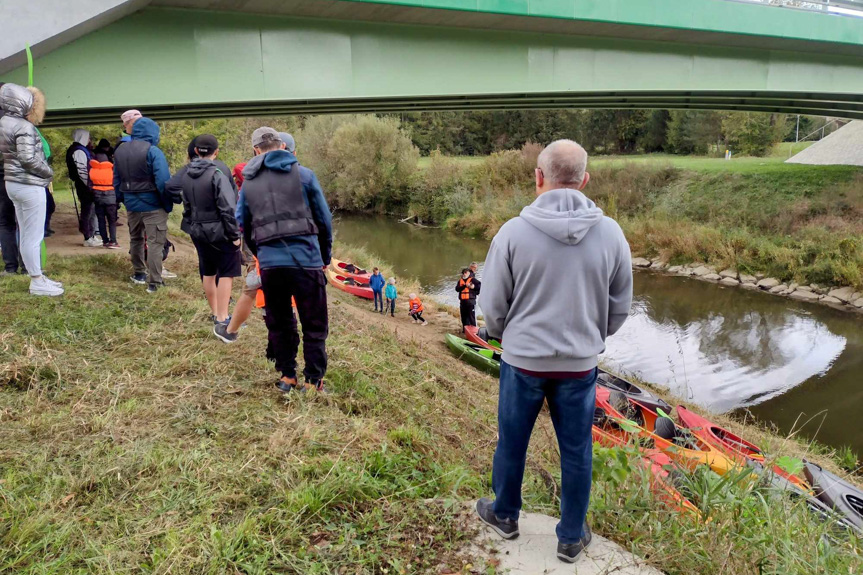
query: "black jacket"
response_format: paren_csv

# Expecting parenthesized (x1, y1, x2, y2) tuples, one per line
(166, 158, 240, 243)
(456, 275, 481, 303)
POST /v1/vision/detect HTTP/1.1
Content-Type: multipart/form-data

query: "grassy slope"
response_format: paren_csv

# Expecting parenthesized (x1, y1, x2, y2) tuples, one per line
(1, 249, 861, 574)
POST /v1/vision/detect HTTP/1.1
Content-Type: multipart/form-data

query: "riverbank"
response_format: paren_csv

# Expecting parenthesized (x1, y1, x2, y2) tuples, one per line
(2, 231, 861, 572)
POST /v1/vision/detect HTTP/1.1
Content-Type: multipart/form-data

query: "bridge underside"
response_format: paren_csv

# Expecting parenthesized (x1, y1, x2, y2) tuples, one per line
(2, 7, 862, 126)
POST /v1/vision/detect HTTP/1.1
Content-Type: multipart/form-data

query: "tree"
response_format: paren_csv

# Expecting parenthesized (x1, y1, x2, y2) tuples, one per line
(722, 112, 787, 156)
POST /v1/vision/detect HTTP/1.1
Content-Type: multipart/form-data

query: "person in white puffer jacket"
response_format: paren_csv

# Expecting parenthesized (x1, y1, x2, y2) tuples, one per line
(0, 83, 63, 296)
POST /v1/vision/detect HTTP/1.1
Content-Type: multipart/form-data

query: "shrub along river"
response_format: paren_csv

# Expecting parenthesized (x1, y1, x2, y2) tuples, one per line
(335, 214, 863, 458)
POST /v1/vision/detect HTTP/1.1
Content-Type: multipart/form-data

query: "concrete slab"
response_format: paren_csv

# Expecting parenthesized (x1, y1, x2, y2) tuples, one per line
(476, 511, 662, 575)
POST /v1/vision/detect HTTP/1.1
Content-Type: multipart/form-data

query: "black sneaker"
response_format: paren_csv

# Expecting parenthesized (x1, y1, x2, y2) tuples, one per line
(475, 498, 519, 540)
(276, 376, 299, 393)
(213, 322, 238, 344)
(146, 283, 160, 294)
(557, 522, 592, 564)
(130, 273, 147, 285)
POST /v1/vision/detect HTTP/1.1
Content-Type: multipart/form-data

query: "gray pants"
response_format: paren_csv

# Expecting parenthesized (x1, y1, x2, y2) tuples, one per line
(5, 181, 46, 278)
(128, 209, 168, 285)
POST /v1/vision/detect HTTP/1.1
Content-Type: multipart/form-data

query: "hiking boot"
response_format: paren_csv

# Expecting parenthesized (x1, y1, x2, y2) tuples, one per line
(557, 523, 592, 564)
(130, 273, 147, 285)
(300, 380, 328, 394)
(161, 268, 177, 279)
(475, 498, 519, 540)
(29, 276, 64, 297)
(276, 376, 299, 393)
(146, 283, 160, 294)
(213, 322, 238, 344)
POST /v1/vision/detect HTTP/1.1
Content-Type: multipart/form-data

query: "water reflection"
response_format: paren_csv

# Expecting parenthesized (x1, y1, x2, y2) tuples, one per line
(334, 214, 863, 455)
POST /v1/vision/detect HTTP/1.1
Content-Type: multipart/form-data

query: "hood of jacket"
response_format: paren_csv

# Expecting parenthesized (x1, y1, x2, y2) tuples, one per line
(187, 157, 216, 178)
(72, 128, 90, 146)
(131, 117, 160, 146)
(0, 83, 33, 118)
(242, 149, 297, 180)
(519, 188, 604, 246)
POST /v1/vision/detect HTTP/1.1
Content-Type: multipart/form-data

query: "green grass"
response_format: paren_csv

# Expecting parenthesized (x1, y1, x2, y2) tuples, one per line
(1, 251, 861, 574)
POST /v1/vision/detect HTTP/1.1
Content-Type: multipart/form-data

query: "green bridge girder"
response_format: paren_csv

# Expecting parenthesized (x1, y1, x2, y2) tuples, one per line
(0, 0, 861, 126)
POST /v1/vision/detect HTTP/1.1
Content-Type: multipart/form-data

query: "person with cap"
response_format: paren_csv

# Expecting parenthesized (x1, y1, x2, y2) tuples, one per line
(116, 109, 142, 149)
(166, 134, 241, 323)
(65, 129, 101, 247)
(225, 127, 332, 394)
(113, 115, 172, 293)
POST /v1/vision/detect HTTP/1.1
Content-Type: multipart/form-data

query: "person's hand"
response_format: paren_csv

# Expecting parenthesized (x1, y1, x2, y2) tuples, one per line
(233, 239, 241, 246)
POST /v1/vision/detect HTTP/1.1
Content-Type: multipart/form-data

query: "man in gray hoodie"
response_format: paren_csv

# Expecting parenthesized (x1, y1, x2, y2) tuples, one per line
(475, 139, 632, 564)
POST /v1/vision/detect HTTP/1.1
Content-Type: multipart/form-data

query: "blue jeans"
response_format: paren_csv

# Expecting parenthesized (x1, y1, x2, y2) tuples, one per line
(373, 289, 383, 311)
(492, 360, 597, 544)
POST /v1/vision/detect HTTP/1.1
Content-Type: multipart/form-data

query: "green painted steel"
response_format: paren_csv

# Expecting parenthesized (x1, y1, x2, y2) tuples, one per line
(1, 6, 862, 125)
(344, 0, 863, 46)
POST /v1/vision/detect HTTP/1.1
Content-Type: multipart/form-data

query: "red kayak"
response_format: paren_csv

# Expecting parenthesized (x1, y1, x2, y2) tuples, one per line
(676, 406, 810, 491)
(326, 269, 374, 300)
(330, 258, 371, 281)
(464, 326, 502, 351)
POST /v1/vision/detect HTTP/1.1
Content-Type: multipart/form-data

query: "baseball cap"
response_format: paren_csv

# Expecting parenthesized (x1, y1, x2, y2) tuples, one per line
(251, 127, 282, 148)
(194, 134, 219, 155)
(120, 109, 142, 124)
(278, 132, 296, 154)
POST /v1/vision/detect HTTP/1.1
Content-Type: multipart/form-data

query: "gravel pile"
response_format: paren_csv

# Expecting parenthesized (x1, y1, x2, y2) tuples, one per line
(786, 120, 863, 166)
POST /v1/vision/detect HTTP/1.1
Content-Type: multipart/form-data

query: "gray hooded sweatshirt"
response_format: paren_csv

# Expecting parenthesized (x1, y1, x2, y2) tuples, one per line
(480, 188, 633, 372)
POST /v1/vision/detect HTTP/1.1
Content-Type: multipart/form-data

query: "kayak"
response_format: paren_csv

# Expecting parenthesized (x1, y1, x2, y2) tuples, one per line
(445, 334, 501, 376)
(596, 370, 672, 415)
(676, 406, 810, 491)
(330, 258, 371, 281)
(592, 423, 700, 516)
(803, 461, 863, 531)
(326, 269, 374, 300)
(464, 326, 502, 351)
(596, 387, 737, 476)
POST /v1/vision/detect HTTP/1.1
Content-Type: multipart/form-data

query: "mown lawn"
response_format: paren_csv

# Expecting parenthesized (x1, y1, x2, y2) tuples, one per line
(1, 252, 861, 574)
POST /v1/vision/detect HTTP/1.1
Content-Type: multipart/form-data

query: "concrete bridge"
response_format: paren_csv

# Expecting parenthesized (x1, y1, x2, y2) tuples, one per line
(1, 0, 862, 126)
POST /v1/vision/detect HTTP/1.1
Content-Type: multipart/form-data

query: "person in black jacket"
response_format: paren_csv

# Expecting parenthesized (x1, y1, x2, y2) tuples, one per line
(166, 134, 241, 323)
(0, 84, 20, 275)
(456, 267, 481, 332)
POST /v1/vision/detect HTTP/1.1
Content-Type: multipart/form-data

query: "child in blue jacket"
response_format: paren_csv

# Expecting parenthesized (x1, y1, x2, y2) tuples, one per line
(369, 267, 386, 314)
(385, 278, 397, 318)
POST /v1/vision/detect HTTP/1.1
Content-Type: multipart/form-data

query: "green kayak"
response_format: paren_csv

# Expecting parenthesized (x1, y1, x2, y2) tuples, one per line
(445, 333, 501, 376)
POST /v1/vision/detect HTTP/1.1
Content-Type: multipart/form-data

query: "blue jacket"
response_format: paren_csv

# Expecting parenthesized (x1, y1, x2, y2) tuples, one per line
(236, 150, 332, 270)
(113, 118, 172, 213)
(369, 273, 386, 292)
(385, 284, 397, 300)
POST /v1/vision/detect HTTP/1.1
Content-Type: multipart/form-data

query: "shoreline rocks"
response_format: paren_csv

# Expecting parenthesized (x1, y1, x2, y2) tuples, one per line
(632, 257, 862, 315)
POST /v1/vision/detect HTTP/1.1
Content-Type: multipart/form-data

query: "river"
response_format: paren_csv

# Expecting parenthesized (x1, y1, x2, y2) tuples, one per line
(334, 214, 863, 457)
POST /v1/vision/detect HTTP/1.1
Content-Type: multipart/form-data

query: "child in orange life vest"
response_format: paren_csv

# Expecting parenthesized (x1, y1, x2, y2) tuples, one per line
(408, 293, 427, 325)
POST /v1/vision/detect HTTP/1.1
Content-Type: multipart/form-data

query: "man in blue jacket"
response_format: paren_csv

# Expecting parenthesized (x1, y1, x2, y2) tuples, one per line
(113, 117, 172, 293)
(233, 127, 333, 393)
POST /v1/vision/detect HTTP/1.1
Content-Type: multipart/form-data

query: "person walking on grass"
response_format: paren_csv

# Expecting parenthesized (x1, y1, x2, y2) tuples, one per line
(90, 138, 121, 249)
(475, 139, 633, 564)
(66, 129, 101, 247)
(113, 116, 172, 294)
(0, 83, 62, 296)
(167, 134, 241, 324)
(456, 267, 480, 332)
(369, 267, 386, 313)
(408, 293, 427, 325)
(385, 277, 397, 317)
(231, 127, 332, 394)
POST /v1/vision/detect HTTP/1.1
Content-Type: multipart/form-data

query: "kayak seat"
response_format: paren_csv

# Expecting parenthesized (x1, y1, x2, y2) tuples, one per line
(592, 407, 607, 427)
(654, 416, 678, 441)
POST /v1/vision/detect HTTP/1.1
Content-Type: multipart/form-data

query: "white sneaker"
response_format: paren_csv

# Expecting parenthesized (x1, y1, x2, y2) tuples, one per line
(84, 237, 102, 247)
(44, 276, 63, 288)
(161, 268, 177, 279)
(30, 276, 64, 296)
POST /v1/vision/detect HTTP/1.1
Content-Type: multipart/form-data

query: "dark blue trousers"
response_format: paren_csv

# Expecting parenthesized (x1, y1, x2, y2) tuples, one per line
(492, 360, 597, 544)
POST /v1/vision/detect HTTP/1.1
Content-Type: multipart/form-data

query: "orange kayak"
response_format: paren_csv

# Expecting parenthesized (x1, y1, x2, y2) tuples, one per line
(326, 268, 374, 300)
(596, 387, 737, 476)
(464, 326, 502, 351)
(676, 406, 810, 491)
(330, 258, 371, 282)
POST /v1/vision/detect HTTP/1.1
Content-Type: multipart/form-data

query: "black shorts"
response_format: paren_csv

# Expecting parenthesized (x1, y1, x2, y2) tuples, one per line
(192, 238, 242, 278)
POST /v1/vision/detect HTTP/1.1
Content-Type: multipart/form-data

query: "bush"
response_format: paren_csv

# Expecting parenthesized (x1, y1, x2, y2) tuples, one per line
(472, 150, 533, 196)
(301, 115, 418, 212)
(408, 152, 472, 224)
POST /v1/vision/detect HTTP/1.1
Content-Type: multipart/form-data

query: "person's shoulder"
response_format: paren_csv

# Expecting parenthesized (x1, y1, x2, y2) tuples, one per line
(299, 164, 317, 183)
(597, 215, 626, 238)
(494, 215, 529, 241)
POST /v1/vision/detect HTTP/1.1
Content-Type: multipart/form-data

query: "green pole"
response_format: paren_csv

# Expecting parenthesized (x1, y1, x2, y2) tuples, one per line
(27, 44, 48, 270)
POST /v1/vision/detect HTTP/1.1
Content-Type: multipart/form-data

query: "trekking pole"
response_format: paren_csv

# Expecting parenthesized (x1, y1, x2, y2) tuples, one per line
(69, 179, 80, 223)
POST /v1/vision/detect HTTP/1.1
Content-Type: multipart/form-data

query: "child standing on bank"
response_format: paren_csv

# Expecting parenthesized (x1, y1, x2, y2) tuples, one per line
(369, 267, 386, 314)
(385, 277, 397, 317)
(408, 293, 427, 325)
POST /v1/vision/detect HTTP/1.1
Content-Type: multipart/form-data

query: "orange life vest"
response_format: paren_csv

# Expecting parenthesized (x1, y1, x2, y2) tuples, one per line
(88, 159, 114, 191)
(409, 297, 424, 313)
(458, 277, 475, 301)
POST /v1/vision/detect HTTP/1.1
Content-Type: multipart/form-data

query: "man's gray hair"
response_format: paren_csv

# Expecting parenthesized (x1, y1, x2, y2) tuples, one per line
(537, 139, 588, 187)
